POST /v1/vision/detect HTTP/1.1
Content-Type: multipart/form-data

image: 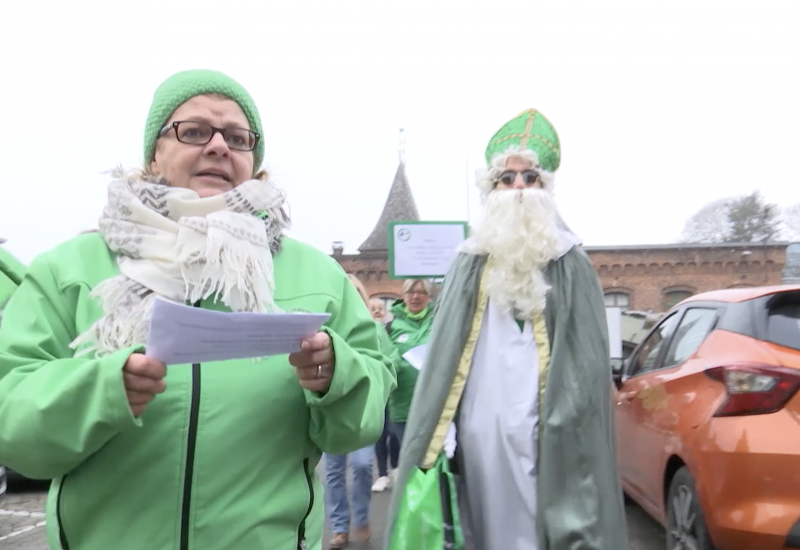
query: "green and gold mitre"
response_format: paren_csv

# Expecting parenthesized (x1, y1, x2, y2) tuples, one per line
(484, 109, 561, 172)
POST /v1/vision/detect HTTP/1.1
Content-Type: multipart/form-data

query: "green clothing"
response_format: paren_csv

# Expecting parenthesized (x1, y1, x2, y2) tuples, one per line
(0, 233, 396, 550)
(484, 108, 561, 171)
(376, 321, 396, 358)
(385, 248, 629, 549)
(0, 246, 26, 310)
(387, 301, 434, 423)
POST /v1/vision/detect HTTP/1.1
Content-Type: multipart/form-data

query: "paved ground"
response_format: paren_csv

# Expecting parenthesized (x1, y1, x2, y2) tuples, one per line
(1, 479, 664, 549)
(0, 481, 47, 550)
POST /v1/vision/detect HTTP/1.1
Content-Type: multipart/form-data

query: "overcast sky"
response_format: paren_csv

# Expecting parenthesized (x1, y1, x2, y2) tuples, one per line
(2, 0, 799, 263)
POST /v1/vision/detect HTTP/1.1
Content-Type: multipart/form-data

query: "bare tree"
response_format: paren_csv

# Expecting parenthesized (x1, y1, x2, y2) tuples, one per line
(679, 197, 736, 243)
(680, 192, 781, 243)
(783, 202, 800, 240)
(725, 191, 780, 243)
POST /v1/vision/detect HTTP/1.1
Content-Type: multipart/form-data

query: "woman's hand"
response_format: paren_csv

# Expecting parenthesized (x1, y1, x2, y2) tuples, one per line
(123, 354, 167, 416)
(289, 332, 335, 394)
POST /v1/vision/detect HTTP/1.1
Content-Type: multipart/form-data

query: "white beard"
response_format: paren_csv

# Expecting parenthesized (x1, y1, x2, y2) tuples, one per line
(467, 188, 562, 319)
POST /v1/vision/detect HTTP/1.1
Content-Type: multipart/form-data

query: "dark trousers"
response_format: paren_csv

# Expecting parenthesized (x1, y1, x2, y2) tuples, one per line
(374, 407, 400, 477)
(390, 421, 407, 447)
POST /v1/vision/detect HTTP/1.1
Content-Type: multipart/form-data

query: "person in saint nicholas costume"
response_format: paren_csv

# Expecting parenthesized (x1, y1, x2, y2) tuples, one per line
(384, 109, 629, 550)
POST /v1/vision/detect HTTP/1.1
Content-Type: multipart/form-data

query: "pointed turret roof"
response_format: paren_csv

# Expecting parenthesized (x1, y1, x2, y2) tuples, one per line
(359, 162, 420, 252)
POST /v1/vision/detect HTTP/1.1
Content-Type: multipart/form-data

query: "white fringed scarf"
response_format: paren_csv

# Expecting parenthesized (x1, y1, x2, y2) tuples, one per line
(71, 168, 290, 357)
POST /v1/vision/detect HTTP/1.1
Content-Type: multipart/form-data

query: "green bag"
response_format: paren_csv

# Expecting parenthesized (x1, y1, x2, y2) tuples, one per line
(389, 453, 464, 550)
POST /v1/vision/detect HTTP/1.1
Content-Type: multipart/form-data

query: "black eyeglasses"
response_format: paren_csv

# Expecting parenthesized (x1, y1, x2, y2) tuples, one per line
(496, 170, 540, 187)
(159, 121, 260, 152)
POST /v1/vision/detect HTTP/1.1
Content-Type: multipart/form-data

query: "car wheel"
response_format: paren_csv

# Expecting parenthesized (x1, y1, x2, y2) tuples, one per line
(666, 466, 715, 550)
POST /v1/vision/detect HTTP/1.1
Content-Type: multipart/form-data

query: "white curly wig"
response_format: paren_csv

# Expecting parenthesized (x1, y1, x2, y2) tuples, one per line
(475, 145, 556, 201)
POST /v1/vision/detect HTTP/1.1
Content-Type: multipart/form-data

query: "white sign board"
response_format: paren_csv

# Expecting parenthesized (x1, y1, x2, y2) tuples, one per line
(605, 306, 623, 360)
(389, 221, 467, 279)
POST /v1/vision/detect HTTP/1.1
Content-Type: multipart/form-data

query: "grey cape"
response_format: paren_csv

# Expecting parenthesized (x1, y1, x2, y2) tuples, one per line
(383, 246, 629, 550)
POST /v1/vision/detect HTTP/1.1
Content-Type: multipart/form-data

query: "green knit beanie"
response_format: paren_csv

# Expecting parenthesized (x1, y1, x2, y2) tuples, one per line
(143, 69, 265, 173)
(484, 109, 561, 172)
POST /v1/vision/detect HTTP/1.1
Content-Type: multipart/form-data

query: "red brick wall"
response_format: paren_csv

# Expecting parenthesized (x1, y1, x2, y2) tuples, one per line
(334, 251, 404, 299)
(588, 244, 785, 311)
(334, 244, 787, 313)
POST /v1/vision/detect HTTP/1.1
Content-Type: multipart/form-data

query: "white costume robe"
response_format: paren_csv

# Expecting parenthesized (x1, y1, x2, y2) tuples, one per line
(457, 298, 540, 550)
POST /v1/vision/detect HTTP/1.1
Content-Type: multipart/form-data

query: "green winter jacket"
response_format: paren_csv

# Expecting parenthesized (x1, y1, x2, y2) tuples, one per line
(0, 246, 26, 313)
(0, 233, 396, 550)
(376, 321, 395, 360)
(387, 300, 434, 423)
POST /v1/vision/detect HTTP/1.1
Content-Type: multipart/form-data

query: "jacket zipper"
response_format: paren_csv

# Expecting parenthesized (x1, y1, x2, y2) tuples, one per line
(180, 301, 203, 550)
(56, 475, 71, 550)
(297, 458, 314, 550)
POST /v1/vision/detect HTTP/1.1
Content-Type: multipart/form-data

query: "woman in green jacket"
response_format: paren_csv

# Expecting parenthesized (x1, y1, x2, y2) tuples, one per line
(0, 69, 395, 550)
(387, 279, 435, 446)
(0, 242, 26, 315)
(321, 275, 395, 549)
(0, 241, 26, 496)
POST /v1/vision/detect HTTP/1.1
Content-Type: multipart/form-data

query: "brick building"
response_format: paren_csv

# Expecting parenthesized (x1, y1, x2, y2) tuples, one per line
(332, 163, 790, 313)
(588, 242, 786, 312)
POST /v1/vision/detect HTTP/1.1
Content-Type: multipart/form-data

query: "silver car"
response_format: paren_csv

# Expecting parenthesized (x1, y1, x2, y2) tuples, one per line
(0, 465, 6, 501)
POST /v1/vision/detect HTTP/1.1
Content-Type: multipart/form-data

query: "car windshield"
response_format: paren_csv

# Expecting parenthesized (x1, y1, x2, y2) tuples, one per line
(767, 301, 800, 352)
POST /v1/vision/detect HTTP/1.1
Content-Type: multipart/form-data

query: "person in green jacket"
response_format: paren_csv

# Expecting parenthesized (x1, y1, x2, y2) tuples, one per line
(387, 279, 434, 447)
(322, 275, 395, 549)
(0, 69, 395, 550)
(0, 240, 26, 496)
(0, 241, 26, 316)
(368, 298, 400, 494)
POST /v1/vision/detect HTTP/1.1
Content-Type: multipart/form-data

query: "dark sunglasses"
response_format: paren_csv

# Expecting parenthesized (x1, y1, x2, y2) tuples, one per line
(497, 170, 540, 186)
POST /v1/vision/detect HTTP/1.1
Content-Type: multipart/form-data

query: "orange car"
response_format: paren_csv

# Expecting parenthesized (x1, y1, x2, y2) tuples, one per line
(613, 284, 800, 550)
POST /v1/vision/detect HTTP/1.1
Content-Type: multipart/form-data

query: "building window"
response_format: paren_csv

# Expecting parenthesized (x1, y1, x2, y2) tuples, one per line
(663, 290, 693, 311)
(604, 292, 630, 309)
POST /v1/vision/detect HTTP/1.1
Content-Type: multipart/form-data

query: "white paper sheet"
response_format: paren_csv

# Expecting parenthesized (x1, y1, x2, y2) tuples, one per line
(402, 344, 428, 371)
(145, 298, 331, 366)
